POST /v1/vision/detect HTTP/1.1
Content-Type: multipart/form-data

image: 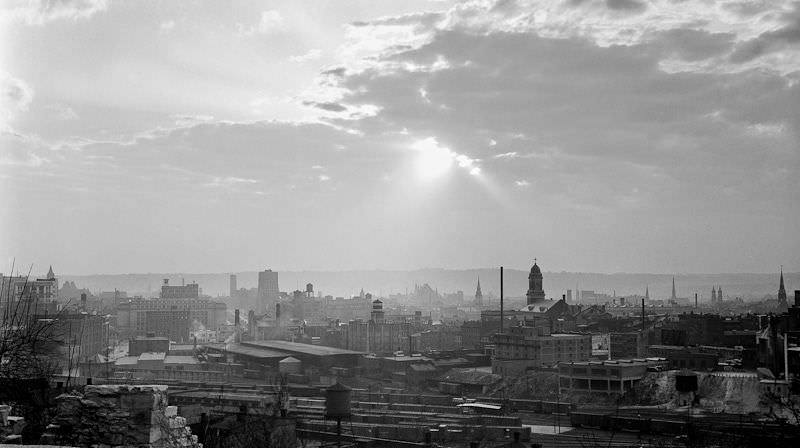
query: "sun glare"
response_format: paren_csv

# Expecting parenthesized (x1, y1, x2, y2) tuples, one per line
(413, 137, 453, 180)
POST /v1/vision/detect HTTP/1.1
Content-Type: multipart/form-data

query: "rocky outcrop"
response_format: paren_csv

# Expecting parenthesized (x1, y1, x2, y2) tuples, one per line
(41, 385, 201, 447)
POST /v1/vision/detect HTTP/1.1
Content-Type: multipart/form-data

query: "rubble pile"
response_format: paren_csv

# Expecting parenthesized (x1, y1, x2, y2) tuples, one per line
(40, 385, 201, 448)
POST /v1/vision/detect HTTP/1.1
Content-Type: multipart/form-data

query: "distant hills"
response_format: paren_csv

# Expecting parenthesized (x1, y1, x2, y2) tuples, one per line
(59, 269, 796, 303)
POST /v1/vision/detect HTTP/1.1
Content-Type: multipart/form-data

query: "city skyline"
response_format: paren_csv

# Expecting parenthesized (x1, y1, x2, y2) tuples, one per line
(2, 0, 799, 275)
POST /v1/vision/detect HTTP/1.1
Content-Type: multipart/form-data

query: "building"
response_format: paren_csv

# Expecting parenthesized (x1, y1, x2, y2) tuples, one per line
(778, 267, 788, 308)
(116, 280, 226, 342)
(160, 279, 199, 299)
(609, 332, 647, 359)
(229, 274, 237, 298)
(526, 260, 545, 304)
(258, 269, 280, 313)
(113, 352, 229, 382)
(1, 267, 59, 310)
(128, 335, 170, 356)
(492, 326, 592, 375)
(646, 345, 720, 370)
(558, 358, 667, 395)
(474, 277, 483, 306)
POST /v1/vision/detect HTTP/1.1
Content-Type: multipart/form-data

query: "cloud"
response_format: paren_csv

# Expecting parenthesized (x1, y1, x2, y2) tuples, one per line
(312, 1, 798, 221)
(728, 5, 800, 63)
(318, 174, 331, 181)
(2, 0, 109, 25)
(493, 151, 517, 159)
(170, 114, 214, 127)
(237, 10, 285, 36)
(605, 0, 647, 13)
(159, 20, 175, 33)
(204, 176, 259, 189)
(0, 130, 49, 167)
(290, 49, 322, 63)
(515, 180, 530, 187)
(46, 103, 78, 120)
(1, 71, 34, 123)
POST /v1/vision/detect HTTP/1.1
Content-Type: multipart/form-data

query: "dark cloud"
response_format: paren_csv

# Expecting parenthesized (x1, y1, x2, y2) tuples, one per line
(729, 4, 800, 63)
(321, 67, 347, 77)
(606, 0, 648, 12)
(303, 101, 348, 112)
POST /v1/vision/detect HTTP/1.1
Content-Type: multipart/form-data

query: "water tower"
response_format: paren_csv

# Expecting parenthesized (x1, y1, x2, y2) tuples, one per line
(325, 382, 352, 446)
(675, 369, 698, 406)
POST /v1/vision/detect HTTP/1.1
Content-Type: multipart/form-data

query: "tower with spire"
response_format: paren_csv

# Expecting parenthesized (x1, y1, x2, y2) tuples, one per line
(46, 265, 55, 280)
(526, 259, 545, 305)
(778, 266, 788, 306)
(711, 286, 717, 304)
(645, 285, 649, 301)
(671, 277, 677, 302)
(474, 277, 483, 306)
(717, 286, 722, 302)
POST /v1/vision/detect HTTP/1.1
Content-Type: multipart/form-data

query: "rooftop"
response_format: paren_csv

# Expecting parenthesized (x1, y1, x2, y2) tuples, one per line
(242, 340, 363, 357)
(221, 343, 287, 359)
(165, 355, 198, 365)
(138, 352, 166, 361)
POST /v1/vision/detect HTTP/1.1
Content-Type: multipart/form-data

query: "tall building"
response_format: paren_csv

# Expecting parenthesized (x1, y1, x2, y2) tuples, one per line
(566, 289, 572, 303)
(160, 279, 199, 299)
(257, 269, 280, 312)
(778, 267, 787, 306)
(229, 274, 237, 298)
(116, 280, 226, 342)
(474, 277, 483, 306)
(526, 260, 545, 304)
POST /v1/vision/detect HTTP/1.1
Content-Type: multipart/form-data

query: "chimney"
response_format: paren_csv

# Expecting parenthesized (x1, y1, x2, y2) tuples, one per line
(163, 278, 169, 285)
(641, 298, 645, 333)
(500, 266, 504, 333)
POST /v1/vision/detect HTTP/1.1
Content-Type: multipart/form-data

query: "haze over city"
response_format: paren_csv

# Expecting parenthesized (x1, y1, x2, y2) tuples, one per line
(3, 2, 800, 448)
(2, 0, 798, 276)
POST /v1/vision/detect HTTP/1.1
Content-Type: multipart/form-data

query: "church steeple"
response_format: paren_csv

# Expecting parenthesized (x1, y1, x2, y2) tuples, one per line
(671, 276, 677, 301)
(46, 265, 55, 280)
(778, 266, 788, 305)
(474, 276, 483, 306)
(645, 285, 649, 301)
(711, 286, 717, 304)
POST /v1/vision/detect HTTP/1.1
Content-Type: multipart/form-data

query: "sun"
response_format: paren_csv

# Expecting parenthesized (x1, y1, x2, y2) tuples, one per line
(413, 137, 453, 180)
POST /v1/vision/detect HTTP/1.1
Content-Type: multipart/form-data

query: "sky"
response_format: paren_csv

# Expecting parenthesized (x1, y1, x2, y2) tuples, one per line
(1, 0, 799, 276)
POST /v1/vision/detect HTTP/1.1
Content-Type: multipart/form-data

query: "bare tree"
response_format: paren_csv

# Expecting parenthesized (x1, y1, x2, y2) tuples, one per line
(0, 265, 77, 443)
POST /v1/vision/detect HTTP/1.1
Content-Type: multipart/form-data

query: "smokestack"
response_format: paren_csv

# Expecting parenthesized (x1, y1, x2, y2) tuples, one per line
(641, 298, 645, 333)
(695, 293, 698, 308)
(562, 294, 566, 302)
(235, 309, 240, 326)
(80, 293, 87, 311)
(500, 266, 504, 333)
